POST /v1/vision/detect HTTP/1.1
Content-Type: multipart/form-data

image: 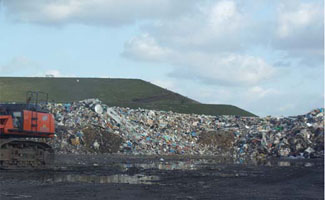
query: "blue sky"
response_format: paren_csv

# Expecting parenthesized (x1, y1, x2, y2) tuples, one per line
(0, 0, 323, 116)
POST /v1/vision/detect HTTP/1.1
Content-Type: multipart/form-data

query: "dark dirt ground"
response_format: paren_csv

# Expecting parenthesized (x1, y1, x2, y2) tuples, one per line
(0, 154, 323, 200)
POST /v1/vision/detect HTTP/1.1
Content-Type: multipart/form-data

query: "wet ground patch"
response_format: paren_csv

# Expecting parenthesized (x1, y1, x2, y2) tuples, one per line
(0, 155, 323, 200)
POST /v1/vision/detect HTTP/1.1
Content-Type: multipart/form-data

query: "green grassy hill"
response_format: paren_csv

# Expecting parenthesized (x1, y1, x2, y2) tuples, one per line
(0, 77, 256, 116)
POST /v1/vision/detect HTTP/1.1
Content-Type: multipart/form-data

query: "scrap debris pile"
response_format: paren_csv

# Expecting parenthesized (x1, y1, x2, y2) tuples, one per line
(46, 99, 324, 159)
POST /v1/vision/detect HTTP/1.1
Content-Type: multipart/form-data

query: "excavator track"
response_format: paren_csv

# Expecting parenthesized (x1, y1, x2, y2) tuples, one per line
(0, 139, 54, 170)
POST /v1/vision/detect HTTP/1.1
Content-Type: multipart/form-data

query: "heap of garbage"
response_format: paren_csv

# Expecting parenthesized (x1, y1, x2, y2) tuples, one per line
(46, 99, 324, 159)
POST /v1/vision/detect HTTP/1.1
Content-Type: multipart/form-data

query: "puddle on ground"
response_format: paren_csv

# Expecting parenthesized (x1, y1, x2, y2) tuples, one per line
(121, 159, 319, 171)
(123, 161, 201, 171)
(277, 161, 291, 167)
(0, 192, 32, 199)
(277, 161, 315, 167)
(51, 174, 159, 184)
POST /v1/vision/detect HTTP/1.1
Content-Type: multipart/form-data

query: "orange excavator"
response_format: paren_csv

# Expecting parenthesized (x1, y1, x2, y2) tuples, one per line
(0, 91, 55, 169)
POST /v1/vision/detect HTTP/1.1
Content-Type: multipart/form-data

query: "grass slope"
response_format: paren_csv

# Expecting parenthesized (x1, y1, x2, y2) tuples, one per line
(0, 77, 256, 116)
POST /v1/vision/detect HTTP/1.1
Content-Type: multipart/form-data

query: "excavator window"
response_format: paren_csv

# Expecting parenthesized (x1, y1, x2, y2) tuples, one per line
(12, 111, 22, 129)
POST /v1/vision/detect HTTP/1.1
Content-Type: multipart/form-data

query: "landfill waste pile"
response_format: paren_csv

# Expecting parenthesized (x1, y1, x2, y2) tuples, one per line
(44, 99, 324, 159)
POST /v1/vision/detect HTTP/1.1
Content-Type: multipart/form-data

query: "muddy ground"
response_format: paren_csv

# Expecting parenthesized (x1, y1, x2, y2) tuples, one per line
(0, 154, 323, 200)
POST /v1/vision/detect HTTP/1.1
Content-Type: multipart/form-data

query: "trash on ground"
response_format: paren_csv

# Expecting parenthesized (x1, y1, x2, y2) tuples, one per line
(43, 99, 323, 159)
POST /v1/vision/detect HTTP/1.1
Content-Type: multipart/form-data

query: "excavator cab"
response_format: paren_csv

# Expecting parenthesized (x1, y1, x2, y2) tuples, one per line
(0, 91, 55, 138)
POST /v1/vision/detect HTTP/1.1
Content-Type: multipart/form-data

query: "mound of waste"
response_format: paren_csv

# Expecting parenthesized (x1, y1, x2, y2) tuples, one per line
(46, 99, 324, 159)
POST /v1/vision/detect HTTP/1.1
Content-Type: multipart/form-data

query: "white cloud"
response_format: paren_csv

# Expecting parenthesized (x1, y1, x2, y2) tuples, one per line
(2, 0, 196, 26)
(208, 0, 243, 32)
(41, 1, 81, 21)
(142, 0, 246, 53)
(123, 34, 172, 62)
(122, 1, 276, 86)
(124, 34, 276, 86)
(277, 2, 322, 38)
(274, 1, 324, 66)
(184, 53, 275, 86)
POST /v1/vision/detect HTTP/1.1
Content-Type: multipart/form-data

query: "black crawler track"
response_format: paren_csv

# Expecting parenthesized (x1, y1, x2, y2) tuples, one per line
(0, 139, 54, 169)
